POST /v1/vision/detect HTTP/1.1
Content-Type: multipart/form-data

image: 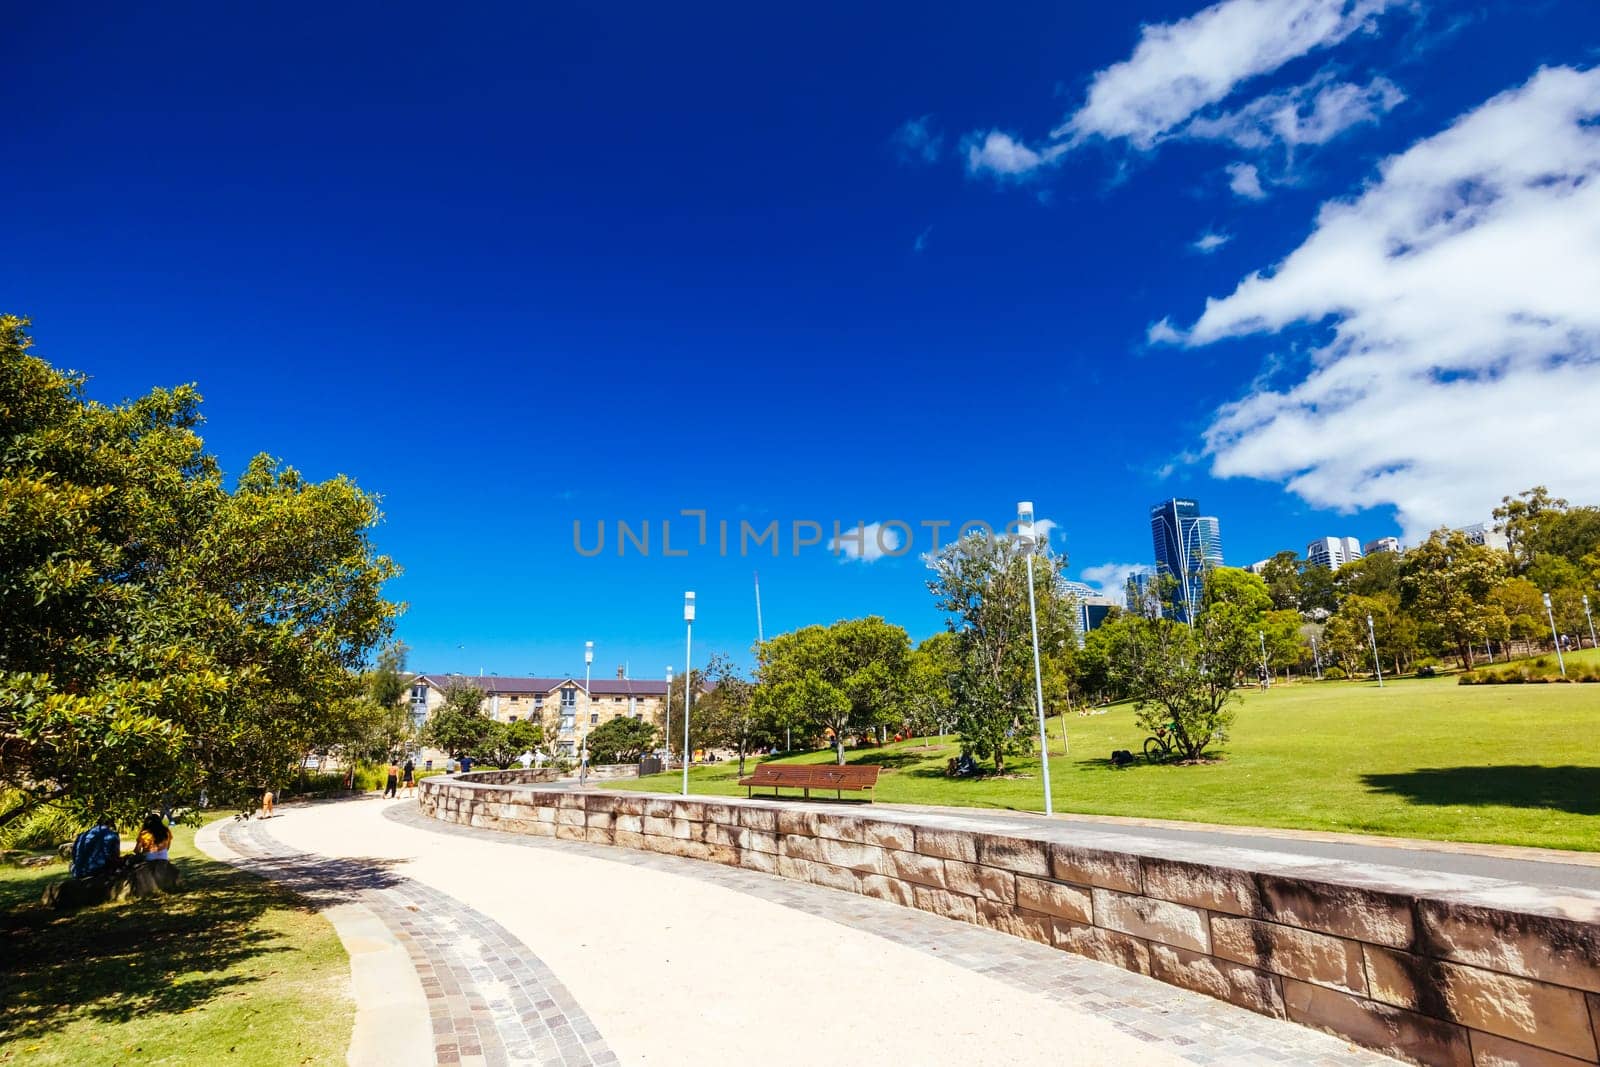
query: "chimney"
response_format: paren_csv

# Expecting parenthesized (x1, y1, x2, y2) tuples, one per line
(616, 666, 626, 680)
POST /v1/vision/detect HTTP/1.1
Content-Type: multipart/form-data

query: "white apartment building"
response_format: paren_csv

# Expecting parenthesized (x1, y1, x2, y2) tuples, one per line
(1363, 536, 1402, 556)
(1305, 536, 1363, 570)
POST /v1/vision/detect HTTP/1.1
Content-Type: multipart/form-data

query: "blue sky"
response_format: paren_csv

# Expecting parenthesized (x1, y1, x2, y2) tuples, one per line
(8, 1, 1600, 677)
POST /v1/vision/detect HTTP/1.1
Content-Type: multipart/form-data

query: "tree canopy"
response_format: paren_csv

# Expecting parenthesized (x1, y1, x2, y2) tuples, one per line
(0, 317, 400, 825)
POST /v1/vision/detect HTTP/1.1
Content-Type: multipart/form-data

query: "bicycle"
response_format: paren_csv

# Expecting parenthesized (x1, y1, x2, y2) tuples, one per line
(1143, 724, 1177, 763)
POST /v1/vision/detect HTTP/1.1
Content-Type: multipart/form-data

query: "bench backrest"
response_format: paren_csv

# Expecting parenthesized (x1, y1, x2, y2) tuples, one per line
(742, 764, 881, 789)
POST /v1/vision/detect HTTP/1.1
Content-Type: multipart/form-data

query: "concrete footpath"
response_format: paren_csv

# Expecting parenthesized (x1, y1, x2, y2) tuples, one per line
(200, 795, 1395, 1067)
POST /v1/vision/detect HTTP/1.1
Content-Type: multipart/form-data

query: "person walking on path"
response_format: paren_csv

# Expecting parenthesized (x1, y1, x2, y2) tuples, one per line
(384, 759, 400, 798)
(402, 758, 416, 797)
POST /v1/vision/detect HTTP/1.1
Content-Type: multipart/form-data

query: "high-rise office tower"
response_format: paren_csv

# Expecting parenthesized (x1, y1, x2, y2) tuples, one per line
(1149, 498, 1224, 623)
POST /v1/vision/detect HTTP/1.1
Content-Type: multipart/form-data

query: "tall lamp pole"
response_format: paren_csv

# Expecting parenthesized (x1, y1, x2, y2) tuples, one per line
(1311, 635, 1323, 680)
(682, 592, 694, 796)
(1017, 502, 1054, 816)
(1258, 630, 1269, 688)
(1584, 594, 1597, 652)
(662, 666, 673, 767)
(1367, 614, 1384, 688)
(581, 640, 593, 785)
(1543, 592, 1566, 678)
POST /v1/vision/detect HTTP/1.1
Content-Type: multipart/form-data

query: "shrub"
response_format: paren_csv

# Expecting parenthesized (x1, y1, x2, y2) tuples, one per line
(1323, 667, 1346, 680)
(0, 793, 79, 852)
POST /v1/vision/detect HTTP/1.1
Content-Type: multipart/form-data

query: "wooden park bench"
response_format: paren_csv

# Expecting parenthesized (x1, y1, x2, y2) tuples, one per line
(738, 763, 881, 802)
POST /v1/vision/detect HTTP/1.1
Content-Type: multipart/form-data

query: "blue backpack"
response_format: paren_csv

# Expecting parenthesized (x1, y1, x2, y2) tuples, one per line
(71, 825, 120, 879)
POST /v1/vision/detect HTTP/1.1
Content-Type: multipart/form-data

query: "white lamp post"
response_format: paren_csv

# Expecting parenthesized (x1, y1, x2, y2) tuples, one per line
(1543, 592, 1566, 678)
(662, 666, 673, 767)
(581, 640, 593, 785)
(1017, 502, 1053, 816)
(682, 592, 695, 796)
(1367, 614, 1384, 688)
(1258, 630, 1269, 688)
(1584, 595, 1596, 652)
(1311, 635, 1323, 680)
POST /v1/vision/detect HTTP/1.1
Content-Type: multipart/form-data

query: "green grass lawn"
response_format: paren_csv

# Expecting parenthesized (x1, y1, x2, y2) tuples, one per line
(612, 671, 1600, 852)
(0, 817, 352, 1067)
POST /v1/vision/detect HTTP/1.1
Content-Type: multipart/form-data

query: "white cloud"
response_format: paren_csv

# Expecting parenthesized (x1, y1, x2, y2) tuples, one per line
(1057, 0, 1401, 149)
(1192, 231, 1233, 253)
(1179, 65, 1600, 540)
(1147, 317, 1186, 345)
(1227, 162, 1268, 198)
(830, 521, 906, 563)
(965, 130, 1063, 178)
(1080, 563, 1148, 606)
(893, 116, 944, 164)
(1185, 74, 1405, 149)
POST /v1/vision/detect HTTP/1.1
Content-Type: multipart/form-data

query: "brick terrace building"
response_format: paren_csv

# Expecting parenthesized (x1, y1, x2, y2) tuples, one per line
(405, 670, 669, 757)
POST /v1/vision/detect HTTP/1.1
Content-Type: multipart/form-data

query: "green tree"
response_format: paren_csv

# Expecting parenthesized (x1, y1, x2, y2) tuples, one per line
(1296, 561, 1339, 617)
(758, 617, 910, 765)
(1335, 551, 1401, 601)
(1400, 532, 1508, 668)
(700, 653, 767, 775)
(420, 681, 493, 760)
(903, 632, 959, 742)
(1258, 609, 1304, 677)
(480, 718, 543, 768)
(1260, 551, 1302, 611)
(926, 532, 1077, 772)
(1104, 584, 1257, 761)
(583, 715, 655, 765)
(0, 317, 399, 826)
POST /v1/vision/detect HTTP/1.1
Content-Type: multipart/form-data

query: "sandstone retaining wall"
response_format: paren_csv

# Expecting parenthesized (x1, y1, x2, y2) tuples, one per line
(418, 779, 1600, 1067)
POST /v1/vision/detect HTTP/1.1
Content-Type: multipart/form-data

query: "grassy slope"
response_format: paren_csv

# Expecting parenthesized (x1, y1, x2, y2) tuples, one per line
(0, 817, 352, 1067)
(611, 668, 1600, 851)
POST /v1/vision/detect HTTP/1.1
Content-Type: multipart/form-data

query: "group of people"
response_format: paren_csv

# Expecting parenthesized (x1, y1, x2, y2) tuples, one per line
(69, 813, 173, 880)
(382, 757, 418, 798)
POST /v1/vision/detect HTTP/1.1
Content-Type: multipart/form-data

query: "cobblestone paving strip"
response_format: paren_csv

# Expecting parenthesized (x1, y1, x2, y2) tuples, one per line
(221, 817, 617, 1067)
(388, 805, 1394, 1066)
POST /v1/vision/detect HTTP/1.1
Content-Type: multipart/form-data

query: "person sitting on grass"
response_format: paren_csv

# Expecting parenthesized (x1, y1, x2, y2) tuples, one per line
(134, 813, 173, 861)
(70, 818, 121, 879)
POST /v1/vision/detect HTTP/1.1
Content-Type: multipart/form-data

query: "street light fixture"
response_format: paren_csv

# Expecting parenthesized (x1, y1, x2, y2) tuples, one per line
(1366, 614, 1384, 688)
(1017, 501, 1053, 817)
(682, 592, 695, 796)
(662, 666, 673, 767)
(581, 640, 593, 786)
(1543, 592, 1566, 678)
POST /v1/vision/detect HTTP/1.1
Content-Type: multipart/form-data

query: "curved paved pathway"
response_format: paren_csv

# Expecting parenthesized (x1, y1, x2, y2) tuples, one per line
(202, 796, 1396, 1067)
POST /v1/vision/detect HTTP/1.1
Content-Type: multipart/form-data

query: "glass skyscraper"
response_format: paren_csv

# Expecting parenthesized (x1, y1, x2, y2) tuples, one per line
(1149, 498, 1224, 623)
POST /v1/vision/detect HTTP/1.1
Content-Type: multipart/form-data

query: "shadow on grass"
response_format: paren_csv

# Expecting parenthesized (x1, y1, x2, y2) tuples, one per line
(1361, 765, 1600, 816)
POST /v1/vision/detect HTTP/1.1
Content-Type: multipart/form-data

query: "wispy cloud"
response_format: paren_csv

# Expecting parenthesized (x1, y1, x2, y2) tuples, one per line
(1192, 231, 1233, 253)
(1147, 317, 1186, 345)
(913, 225, 932, 253)
(1186, 73, 1405, 150)
(964, 131, 1062, 178)
(1179, 65, 1600, 539)
(830, 521, 905, 563)
(892, 116, 944, 165)
(1080, 562, 1148, 605)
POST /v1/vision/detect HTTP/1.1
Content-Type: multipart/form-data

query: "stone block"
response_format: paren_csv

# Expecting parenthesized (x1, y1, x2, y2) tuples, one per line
(644, 798, 676, 818)
(584, 794, 620, 814)
(735, 828, 780, 854)
(1150, 944, 1286, 1018)
(777, 857, 854, 894)
(1364, 947, 1597, 1060)
(1259, 875, 1413, 948)
(585, 811, 615, 831)
(1469, 1032, 1597, 1067)
(525, 820, 556, 838)
(888, 849, 946, 889)
(944, 861, 1015, 904)
(976, 835, 1050, 878)
(916, 827, 978, 863)
(911, 884, 980, 924)
(642, 816, 693, 840)
(861, 821, 916, 853)
(556, 824, 586, 841)
(1092, 887, 1210, 953)
(614, 814, 643, 834)
(1143, 857, 1262, 918)
(656, 838, 714, 862)
(1211, 915, 1367, 996)
(1050, 843, 1142, 893)
(556, 792, 585, 809)
(777, 809, 819, 837)
(705, 844, 740, 867)
(1283, 979, 1471, 1067)
(535, 807, 558, 825)
(857, 873, 915, 908)
(1589, 993, 1600, 1058)
(781, 834, 823, 863)
(1015, 876, 1092, 924)
(1419, 901, 1600, 996)
(613, 830, 645, 850)
(610, 795, 647, 817)
(696, 802, 738, 826)
(699, 822, 738, 847)
(818, 838, 890, 876)
(975, 901, 1053, 945)
(556, 808, 585, 827)
(741, 848, 778, 875)
(583, 827, 615, 846)
(1051, 920, 1151, 975)
(738, 806, 779, 832)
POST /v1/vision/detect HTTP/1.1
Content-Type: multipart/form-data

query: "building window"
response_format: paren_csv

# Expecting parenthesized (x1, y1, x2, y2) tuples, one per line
(590, 712, 599, 725)
(534, 695, 544, 709)
(560, 713, 575, 734)
(411, 684, 427, 700)
(614, 696, 622, 703)
(560, 687, 576, 709)
(508, 715, 518, 723)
